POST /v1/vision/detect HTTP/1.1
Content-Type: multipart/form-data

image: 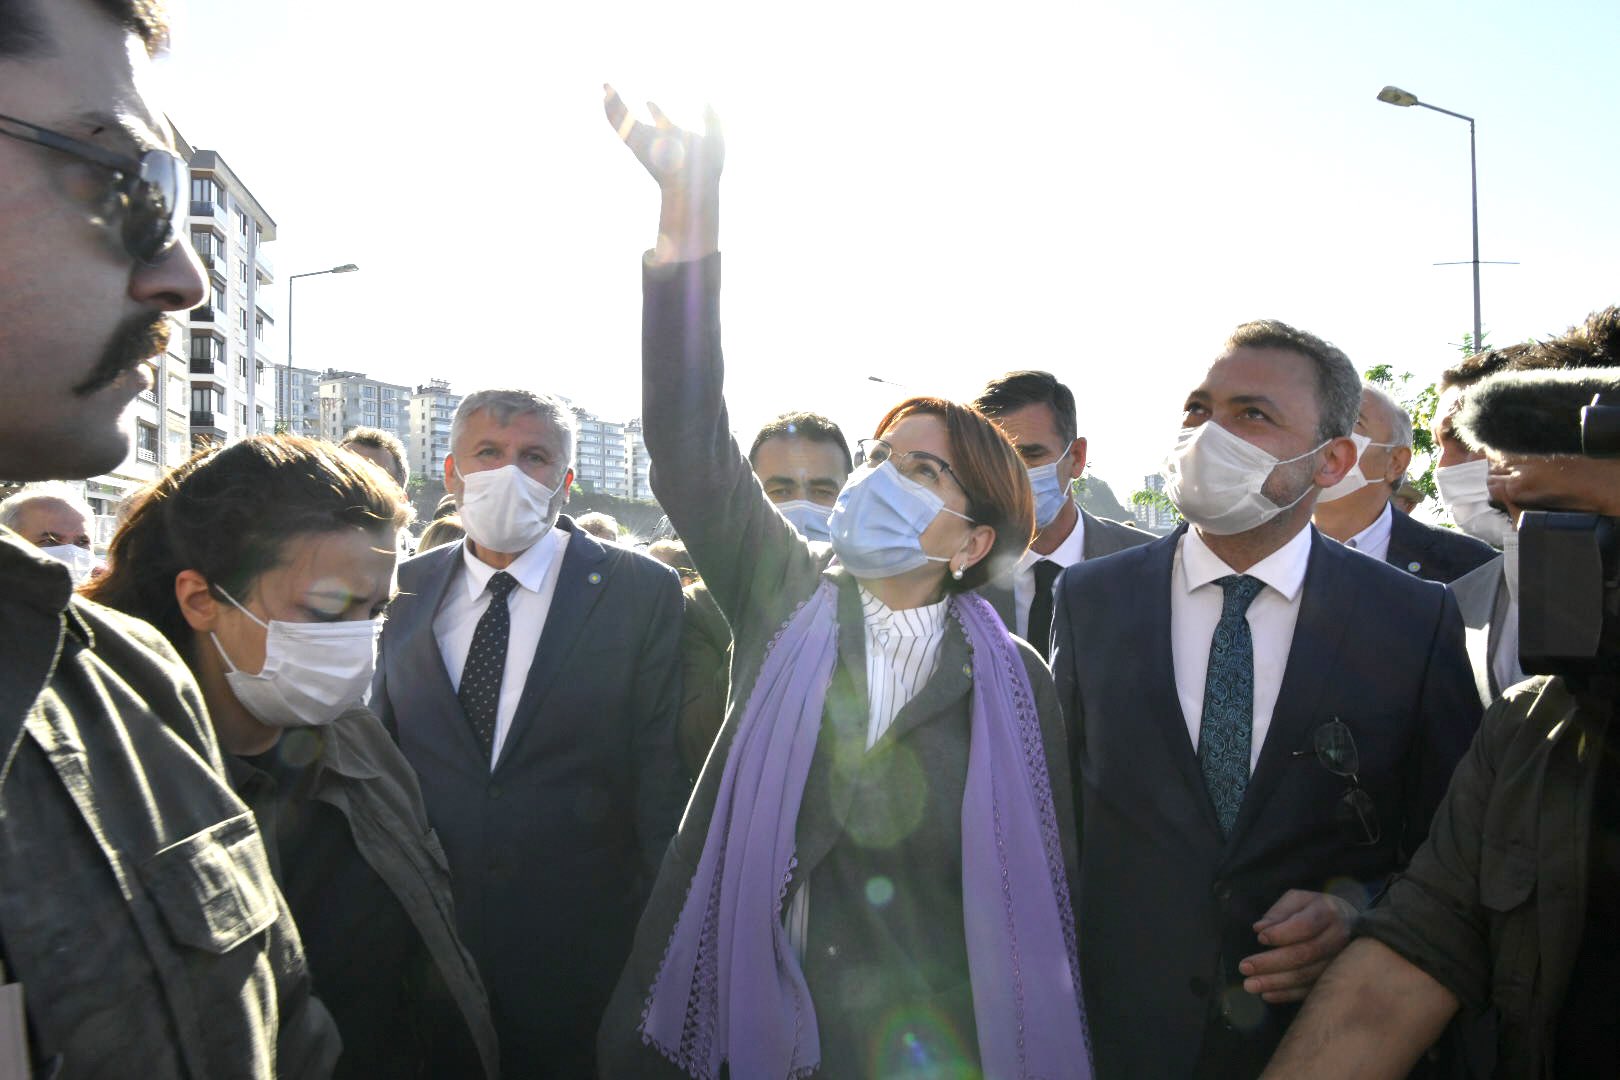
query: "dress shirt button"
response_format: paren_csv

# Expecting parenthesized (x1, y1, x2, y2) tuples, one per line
(1213, 880, 1231, 902)
(826, 945, 838, 959)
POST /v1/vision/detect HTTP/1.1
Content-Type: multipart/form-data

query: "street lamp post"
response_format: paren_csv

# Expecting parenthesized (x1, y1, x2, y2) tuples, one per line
(284, 263, 359, 433)
(1376, 85, 1482, 350)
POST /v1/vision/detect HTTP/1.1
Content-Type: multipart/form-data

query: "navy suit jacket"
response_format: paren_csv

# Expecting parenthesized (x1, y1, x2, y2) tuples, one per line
(1052, 525, 1480, 1078)
(1385, 506, 1497, 584)
(372, 517, 688, 1078)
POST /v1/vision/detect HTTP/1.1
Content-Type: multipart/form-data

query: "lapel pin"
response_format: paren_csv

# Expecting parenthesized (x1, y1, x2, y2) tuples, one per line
(962, 663, 973, 678)
(587, 571, 603, 585)
(1406, 561, 1422, 573)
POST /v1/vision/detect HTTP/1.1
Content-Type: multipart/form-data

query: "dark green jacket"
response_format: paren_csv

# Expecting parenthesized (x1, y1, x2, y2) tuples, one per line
(1360, 675, 1607, 1077)
(0, 529, 339, 1079)
(229, 706, 500, 1078)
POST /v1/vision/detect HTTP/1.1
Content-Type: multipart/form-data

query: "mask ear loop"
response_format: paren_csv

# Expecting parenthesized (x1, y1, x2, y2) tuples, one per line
(208, 584, 270, 676)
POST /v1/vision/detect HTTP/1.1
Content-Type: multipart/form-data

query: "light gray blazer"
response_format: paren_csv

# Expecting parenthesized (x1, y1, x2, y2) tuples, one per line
(978, 506, 1157, 648)
(1450, 553, 1510, 707)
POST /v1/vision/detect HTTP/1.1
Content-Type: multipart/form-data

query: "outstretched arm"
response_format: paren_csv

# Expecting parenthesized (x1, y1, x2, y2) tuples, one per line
(1261, 937, 1458, 1078)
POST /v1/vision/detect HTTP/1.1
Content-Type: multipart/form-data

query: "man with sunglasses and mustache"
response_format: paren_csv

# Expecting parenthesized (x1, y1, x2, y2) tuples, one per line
(0, 1, 340, 1076)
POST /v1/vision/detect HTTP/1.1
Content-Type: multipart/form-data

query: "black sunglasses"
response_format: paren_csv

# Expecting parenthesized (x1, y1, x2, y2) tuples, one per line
(1292, 718, 1380, 847)
(0, 112, 187, 264)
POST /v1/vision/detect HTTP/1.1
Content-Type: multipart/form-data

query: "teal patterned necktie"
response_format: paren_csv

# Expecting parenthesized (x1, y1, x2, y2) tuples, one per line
(1198, 574, 1265, 836)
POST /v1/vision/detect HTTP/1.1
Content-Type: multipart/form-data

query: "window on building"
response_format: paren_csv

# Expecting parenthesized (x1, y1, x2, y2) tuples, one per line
(191, 387, 224, 415)
(213, 282, 225, 312)
(237, 404, 248, 428)
(191, 335, 216, 361)
(362, 385, 376, 399)
(239, 354, 250, 381)
(190, 230, 214, 258)
(238, 261, 248, 283)
(239, 309, 249, 331)
(237, 210, 248, 236)
(255, 313, 266, 341)
(136, 420, 159, 463)
(190, 177, 216, 205)
(255, 406, 265, 433)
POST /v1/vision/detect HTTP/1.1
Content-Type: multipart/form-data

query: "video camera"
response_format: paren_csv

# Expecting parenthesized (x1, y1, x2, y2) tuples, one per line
(1517, 392, 1620, 677)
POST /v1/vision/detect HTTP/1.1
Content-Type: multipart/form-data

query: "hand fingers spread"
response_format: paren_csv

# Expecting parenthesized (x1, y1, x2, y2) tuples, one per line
(647, 100, 674, 131)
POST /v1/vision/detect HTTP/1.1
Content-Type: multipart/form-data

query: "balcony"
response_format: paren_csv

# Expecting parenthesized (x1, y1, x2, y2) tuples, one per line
(189, 356, 219, 375)
(190, 305, 216, 324)
(254, 246, 274, 282)
(190, 410, 226, 434)
(189, 200, 222, 220)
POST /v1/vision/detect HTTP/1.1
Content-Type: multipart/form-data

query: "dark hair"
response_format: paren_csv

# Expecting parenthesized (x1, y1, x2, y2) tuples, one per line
(748, 412, 853, 473)
(341, 426, 409, 486)
(871, 396, 1034, 593)
(971, 370, 1079, 446)
(84, 436, 410, 654)
(1225, 320, 1361, 441)
(0, 0, 170, 58)
(1443, 306, 1620, 390)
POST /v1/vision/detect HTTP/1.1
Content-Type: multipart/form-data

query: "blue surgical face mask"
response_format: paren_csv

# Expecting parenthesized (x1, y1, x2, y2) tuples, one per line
(775, 499, 834, 542)
(1027, 454, 1073, 530)
(828, 461, 974, 579)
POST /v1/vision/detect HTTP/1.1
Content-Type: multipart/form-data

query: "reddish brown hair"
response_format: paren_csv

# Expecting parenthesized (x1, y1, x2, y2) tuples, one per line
(873, 396, 1035, 592)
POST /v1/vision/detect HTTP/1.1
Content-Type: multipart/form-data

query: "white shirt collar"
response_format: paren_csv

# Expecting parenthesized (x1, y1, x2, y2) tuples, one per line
(1346, 501, 1394, 556)
(1180, 522, 1313, 603)
(1017, 501, 1087, 572)
(460, 525, 568, 599)
(858, 585, 950, 637)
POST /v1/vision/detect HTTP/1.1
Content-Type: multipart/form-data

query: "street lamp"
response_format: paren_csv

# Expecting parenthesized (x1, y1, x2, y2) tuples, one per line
(283, 263, 359, 432)
(1376, 85, 1483, 350)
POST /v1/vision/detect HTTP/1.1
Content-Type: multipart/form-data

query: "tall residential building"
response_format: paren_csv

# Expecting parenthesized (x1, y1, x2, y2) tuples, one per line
(626, 419, 653, 501)
(1132, 472, 1176, 532)
(276, 364, 323, 438)
(318, 370, 411, 446)
(407, 380, 461, 486)
(187, 149, 277, 447)
(79, 129, 276, 541)
(572, 411, 632, 498)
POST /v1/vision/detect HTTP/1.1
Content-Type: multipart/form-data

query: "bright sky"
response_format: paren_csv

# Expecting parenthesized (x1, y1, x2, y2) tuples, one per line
(157, 0, 1620, 501)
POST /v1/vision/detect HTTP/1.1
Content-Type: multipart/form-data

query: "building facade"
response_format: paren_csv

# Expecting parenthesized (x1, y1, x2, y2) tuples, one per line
(317, 370, 411, 446)
(275, 364, 323, 438)
(1132, 472, 1178, 533)
(573, 411, 633, 498)
(407, 380, 460, 487)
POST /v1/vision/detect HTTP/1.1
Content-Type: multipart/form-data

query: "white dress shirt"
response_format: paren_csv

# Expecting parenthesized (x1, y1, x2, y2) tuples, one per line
(1171, 524, 1313, 770)
(433, 526, 570, 767)
(1343, 500, 1394, 563)
(1012, 503, 1086, 639)
(786, 585, 950, 956)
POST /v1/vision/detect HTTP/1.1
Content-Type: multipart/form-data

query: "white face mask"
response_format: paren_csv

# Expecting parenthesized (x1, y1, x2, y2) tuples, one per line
(1433, 458, 1512, 547)
(774, 499, 834, 542)
(1317, 433, 1400, 504)
(1163, 422, 1327, 536)
(455, 463, 562, 554)
(39, 543, 96, 585)
(210, 587, 382, 730)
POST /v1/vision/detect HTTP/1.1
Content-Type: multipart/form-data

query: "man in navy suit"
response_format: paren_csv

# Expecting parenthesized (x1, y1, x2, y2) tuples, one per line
(372, 388, 688, 1078)
(1052, 321, 1481, 1078)
(1312, 383, 1496, 584)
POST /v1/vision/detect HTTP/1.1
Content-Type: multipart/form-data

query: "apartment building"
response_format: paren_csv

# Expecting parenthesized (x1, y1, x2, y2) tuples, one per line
(318, 370, 411, 446)
(573, 411, 632, 498)
(407, 380, 461, 488)
(276, 364, 323, 438)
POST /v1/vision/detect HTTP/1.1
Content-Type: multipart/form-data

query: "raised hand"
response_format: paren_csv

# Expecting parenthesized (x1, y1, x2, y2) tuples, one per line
(603, 83, 724, 265)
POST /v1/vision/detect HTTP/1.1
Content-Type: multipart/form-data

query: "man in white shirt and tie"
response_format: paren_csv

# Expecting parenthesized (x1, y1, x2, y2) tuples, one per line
(372, 388, 689, 1078)
(971, 370, 1153, 654)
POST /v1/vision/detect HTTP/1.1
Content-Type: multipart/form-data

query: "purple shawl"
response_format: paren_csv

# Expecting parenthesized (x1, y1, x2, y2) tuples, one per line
(640, 578, 1091, 1078)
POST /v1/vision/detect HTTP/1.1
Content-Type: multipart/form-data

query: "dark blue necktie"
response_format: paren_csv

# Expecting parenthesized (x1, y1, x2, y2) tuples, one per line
(459, 570, 519, 759)
(1198, 574, 1264, 836)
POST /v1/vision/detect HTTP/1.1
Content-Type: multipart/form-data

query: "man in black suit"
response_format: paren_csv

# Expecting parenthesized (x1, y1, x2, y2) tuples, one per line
(1312, 383, 1496, 583)
(372, 388, 688, 1078)
(1052, 321, 1481, 1077)
(971, 370, 1155, 656)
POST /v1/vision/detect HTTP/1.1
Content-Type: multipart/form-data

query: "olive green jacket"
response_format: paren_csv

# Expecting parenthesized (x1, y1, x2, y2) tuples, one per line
(1360, 675, 1609, 1077)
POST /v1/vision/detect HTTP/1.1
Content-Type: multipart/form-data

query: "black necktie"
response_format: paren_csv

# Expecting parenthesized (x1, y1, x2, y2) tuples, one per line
(459, 570, 519, 758)
(1027, 558, 1062, 656)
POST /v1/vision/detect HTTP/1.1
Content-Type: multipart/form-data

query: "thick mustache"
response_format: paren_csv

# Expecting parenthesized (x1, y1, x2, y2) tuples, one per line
(72, 314, 170, 397)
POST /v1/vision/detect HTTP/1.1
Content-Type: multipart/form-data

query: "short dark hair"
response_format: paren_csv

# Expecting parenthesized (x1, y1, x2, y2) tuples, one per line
(84, 436, 410, 655)
(0, 0, 170, 58)
(971, 370, 1078, 446)
(748, 411, 852, 473)
(1441, 307, 1620, 389)
(340, 426, 409, 487)
(1225, 320, 1361, 441)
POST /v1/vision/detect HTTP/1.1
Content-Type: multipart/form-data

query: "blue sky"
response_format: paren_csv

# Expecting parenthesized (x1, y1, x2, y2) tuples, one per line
(157, 0, 1620, 498)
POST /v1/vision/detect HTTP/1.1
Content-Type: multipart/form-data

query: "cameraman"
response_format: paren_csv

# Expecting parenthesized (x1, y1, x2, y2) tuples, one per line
(1263, 350, 1620, 1078)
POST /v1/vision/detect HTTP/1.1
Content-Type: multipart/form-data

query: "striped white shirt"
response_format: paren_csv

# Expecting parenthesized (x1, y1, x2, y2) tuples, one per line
(785, 586, 951, 956)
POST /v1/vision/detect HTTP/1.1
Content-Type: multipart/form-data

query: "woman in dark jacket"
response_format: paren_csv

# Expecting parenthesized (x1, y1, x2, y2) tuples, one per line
(88, 435, 499, 1079)
(596, 91, 1092, 1079)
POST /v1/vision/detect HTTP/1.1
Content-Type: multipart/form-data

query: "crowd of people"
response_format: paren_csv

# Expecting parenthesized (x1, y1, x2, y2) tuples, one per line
(2, 2, 1618, 1078)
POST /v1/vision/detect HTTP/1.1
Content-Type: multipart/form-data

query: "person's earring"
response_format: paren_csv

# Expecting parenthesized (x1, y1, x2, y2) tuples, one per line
(952, 563, 965, 581)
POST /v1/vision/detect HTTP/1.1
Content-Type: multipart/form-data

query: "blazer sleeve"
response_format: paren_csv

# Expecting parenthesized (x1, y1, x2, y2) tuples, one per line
(630, 563, 694, 879)
(641, 254, 825, 643)
(1400, 585, 1484, 859)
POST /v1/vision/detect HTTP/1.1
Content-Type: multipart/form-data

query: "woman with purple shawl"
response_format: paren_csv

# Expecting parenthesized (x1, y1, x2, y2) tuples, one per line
(596, 88, 1092, 1080)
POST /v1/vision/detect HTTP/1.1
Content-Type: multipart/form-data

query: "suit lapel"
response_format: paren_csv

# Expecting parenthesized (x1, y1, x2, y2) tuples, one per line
(493, 522, 610, 770)
(403, 543, 486, 761)
(1079, 508, 1106, 560)
(1145, 527, 1225, 838)
(1227, 532, 1349, 849)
